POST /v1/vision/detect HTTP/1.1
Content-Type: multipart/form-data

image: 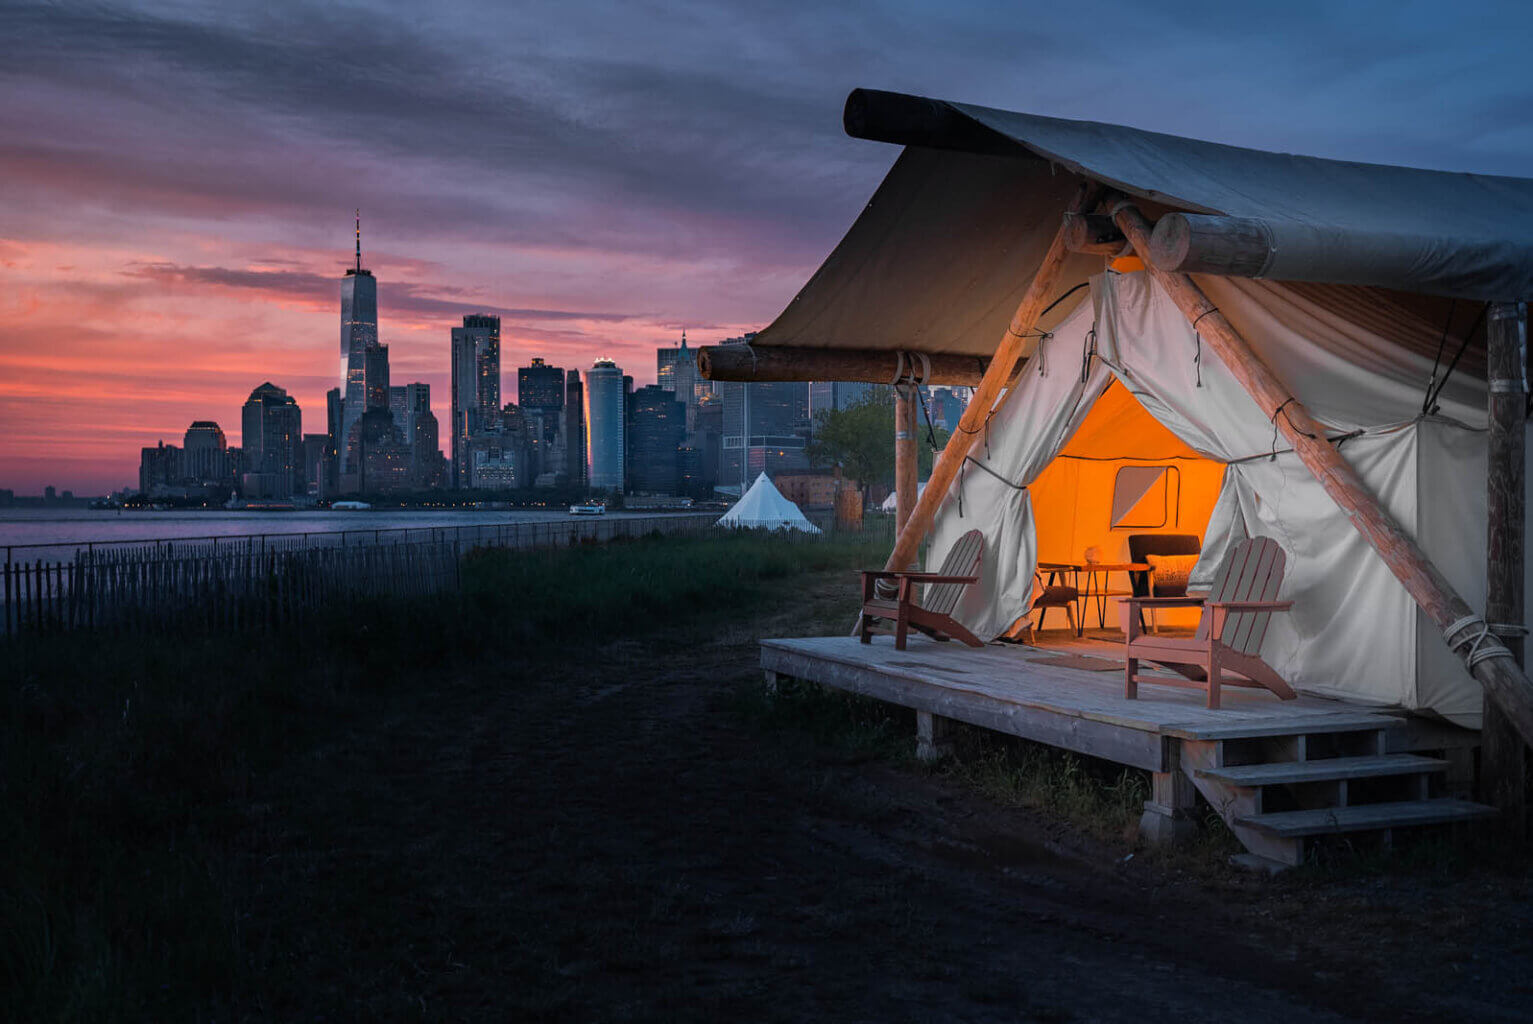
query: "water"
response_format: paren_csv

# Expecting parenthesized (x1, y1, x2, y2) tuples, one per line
(0, 507, 709, 560)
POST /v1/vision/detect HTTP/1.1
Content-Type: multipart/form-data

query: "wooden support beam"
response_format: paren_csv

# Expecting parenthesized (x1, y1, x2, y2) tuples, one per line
(1482, 301, 1527, 823)
(1115, 202, 1533, 756)
(894, 384, 919, 536)
(1063, 212, 1128, 256)
(1148, 213, 1274, 277)
(696, 344, 986, 386)
(878, 184, 1099, 576)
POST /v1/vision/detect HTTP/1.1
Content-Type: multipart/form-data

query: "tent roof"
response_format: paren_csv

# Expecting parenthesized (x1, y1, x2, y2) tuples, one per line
(754, 88, 1519, 365)
(850, 89, 1533, 302)
(717, 473, 822, 533)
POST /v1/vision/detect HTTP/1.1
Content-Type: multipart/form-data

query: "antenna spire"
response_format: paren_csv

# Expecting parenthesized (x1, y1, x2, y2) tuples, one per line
(354, 209, 362, 272)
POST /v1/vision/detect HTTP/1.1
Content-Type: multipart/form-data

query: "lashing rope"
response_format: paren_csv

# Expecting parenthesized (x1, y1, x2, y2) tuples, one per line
(1444, 614, 1516, 668)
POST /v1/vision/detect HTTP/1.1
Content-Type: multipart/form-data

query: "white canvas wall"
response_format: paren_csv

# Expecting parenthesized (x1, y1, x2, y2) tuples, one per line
(926, 269, 1514, 727)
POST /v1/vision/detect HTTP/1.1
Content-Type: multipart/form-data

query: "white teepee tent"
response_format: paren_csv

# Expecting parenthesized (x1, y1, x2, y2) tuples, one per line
(717, 473, 822, 533)
(880, 481, 926, 513)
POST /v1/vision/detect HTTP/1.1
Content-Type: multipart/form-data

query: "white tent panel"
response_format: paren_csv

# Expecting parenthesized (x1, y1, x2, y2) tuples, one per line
(926, 270, 1512, 727)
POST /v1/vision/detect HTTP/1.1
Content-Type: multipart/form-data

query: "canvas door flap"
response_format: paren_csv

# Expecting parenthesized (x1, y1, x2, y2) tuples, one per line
(927, 296, 1112, 640)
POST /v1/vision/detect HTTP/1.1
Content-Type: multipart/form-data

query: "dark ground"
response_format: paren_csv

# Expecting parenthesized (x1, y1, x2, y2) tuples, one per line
(8, 551, 1533, 1021)
(247, 569, 1532, 1022)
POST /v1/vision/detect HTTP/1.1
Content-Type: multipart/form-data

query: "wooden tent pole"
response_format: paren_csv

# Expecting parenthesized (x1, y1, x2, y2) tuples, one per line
(879, 183, 1097, 573)
(894, 384, 919, 535)
(1482, 301, 1527, 820)
(1114, 202, 1533, 752)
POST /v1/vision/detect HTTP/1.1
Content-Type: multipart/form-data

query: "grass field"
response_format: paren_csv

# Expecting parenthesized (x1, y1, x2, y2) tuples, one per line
(5, 529, 1533, 1021)
(1, 530, 891, 1020)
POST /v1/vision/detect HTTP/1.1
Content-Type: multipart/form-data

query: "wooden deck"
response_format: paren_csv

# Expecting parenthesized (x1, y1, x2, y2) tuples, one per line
(760, 633, 1398, 772)
(760, 633, 1491, 866)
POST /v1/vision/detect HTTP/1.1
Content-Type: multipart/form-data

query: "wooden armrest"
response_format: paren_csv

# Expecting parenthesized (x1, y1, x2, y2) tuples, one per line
(860, 570, 977, 584)
(1207, 600, 1293, 612)
(1118, 595, 1206, 608)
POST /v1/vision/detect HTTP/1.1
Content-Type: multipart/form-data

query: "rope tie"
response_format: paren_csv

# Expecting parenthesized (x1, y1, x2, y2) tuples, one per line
(1445, 614, 1516, 668)
(1035, 331, 1050, 377)
(915, 382, 939, 448)
(1079, 325, 1098, 384)
(956, 457, 965, 518)
(1190, 307, 1220, 388)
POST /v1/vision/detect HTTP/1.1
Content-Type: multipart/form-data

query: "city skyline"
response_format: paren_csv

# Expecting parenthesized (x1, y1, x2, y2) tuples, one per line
(5, 2, 1532, 493)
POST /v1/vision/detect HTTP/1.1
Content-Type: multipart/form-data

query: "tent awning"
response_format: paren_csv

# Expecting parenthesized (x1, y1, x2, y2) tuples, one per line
(752, 88, 1525, 365)
(848, 89, 1533, 302)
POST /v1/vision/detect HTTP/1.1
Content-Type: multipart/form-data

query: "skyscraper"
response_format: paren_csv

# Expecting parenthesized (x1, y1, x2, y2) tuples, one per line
(363, 342, 390, 412)
(630, 385, 685, 495)
(657, 331, 704, 430)
(517, 358, 565, 484)
(182, 420, 229, 485)
(584, 358, 625, 491)
(338, 212, 377, 474)
(240, 382, 302, 497)
(450, 314, 501, 487)
(564, 369, 586, 488)
(517, 357, 564, 411)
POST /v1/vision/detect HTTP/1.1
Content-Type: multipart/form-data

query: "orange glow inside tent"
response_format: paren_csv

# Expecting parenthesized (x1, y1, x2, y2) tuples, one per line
(1026, 380, 1227, 631)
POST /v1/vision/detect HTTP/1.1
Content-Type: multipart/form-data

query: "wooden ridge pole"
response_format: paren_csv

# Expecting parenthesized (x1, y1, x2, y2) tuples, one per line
(879, 183, 1098, 573)
(698, 345, 987, 386)
(1115, 202, 1533, 752)
(1482, 301, 1527, 821)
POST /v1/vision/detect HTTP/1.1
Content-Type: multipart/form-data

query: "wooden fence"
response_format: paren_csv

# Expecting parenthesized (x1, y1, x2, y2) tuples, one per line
(2, 513, 720, 640)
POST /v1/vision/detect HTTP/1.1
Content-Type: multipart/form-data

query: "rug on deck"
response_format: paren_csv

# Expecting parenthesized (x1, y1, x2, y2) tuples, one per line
(1027, 654, 1123, 672)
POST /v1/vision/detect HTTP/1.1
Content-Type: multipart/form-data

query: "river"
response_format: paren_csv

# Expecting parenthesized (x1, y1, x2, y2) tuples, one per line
(0, 507, 712, 559)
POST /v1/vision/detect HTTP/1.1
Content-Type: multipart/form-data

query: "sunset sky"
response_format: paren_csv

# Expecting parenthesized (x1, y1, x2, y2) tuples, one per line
(4, 0, 1531, 494)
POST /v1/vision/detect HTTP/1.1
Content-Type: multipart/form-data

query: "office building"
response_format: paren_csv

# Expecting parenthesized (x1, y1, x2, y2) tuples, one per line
(564, 369, 586, 488)
(716, 334, 809, 490)
(584, 358, 625, 491)
(182, 420, 230, 485)
(629, 385, 685, 495)
(518, 357, 564, 411)
(450, 314, 502, 487)
(240, 382, 302, 498)
(808, 381, 877, 421)
(138, 441, 183, 495)
(338, 213, 377, 474)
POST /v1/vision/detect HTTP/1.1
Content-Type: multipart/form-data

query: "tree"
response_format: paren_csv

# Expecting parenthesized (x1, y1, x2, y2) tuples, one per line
(806, 390, 949, 503)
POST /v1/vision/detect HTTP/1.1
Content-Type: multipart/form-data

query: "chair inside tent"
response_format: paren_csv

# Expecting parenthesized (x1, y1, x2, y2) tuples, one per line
(1025, 380, 1226, 634)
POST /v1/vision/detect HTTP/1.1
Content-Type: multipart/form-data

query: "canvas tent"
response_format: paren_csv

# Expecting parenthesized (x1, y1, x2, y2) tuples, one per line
(717, 473, 822, 533)
(708, 89, 1533, 733)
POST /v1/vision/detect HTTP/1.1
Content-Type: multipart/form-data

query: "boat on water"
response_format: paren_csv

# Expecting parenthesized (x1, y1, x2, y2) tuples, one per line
(331, 500, 373, 510)
(568, 502, 606, 516)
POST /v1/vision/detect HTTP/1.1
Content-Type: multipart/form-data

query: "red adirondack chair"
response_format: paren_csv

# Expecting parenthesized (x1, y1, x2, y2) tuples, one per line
(859, 529, 984, 651)
(1121, 536, 1297, 709)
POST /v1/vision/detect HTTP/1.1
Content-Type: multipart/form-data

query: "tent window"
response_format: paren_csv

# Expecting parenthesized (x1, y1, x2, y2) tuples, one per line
(1111, 465, 1180, 529)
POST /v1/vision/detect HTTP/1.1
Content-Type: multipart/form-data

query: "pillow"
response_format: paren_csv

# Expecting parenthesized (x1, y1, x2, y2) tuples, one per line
(1145, 553, 1199, 596)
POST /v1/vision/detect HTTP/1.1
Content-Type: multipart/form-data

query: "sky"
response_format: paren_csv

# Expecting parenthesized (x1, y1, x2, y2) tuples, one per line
(3, 0, 1531, 494)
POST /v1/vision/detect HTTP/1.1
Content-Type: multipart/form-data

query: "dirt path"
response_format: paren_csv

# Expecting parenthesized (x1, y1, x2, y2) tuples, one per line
(253, 570, 1533, 1022)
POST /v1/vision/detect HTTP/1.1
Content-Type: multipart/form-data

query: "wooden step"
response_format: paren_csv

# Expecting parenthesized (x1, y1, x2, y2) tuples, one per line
(1236, 798, 1497, 838)
(1198, 754, 1447, 788)
(1162, 712, 1398, 741)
